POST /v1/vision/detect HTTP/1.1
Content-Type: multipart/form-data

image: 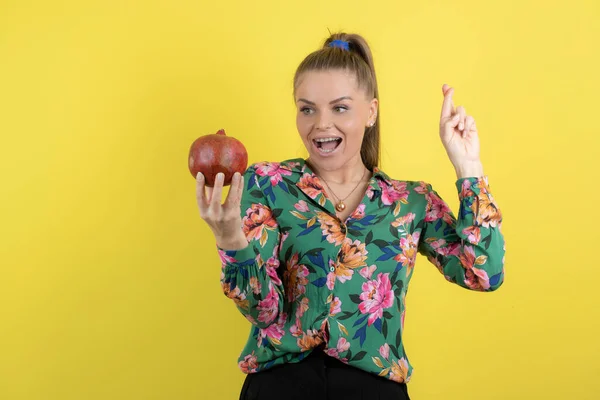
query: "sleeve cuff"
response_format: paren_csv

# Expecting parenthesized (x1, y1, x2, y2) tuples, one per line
(456, 176, 490, 199)
(216, 243, 257, 267)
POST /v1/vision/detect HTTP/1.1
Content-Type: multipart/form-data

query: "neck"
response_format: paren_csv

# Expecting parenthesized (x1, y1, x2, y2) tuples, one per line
(306, 155, 369, 185)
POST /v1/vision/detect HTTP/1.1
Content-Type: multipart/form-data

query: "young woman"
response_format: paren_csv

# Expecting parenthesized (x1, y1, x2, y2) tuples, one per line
(196, 32, 505, 400)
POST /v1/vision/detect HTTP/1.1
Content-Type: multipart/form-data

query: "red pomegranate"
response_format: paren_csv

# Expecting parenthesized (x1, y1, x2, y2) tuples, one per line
(188, 129, 248, 186)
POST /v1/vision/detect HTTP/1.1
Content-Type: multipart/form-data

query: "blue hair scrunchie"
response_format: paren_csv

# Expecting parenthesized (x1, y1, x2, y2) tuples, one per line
(329, 39, 350, 51)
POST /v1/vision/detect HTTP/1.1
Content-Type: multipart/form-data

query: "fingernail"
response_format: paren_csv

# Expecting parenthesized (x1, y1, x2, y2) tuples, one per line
(196, 172, 202, 180)
(459, 123, 464, 130)
(217, 172, 224, 180)
(453, 114, 460, 120)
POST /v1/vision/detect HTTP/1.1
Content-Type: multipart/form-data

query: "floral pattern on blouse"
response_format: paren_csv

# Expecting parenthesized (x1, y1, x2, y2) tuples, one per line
(218, 158, 505, 383)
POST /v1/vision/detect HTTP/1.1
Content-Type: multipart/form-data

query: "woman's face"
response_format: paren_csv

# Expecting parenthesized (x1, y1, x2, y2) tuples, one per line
(295, 69, 378, 172)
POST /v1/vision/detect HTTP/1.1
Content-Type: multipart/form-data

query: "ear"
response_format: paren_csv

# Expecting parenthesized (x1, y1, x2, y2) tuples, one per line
(367, 97, 379, 127)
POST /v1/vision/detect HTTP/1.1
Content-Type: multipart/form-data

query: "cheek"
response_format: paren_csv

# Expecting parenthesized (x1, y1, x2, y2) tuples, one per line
(338, 114, 365, 143)
(339, 116, 361, 131)
(336, 108, 364, 129)
(296, 115, 311, 141)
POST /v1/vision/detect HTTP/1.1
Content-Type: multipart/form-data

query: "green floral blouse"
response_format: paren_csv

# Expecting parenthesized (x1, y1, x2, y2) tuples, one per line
(218, 158, 505, 384)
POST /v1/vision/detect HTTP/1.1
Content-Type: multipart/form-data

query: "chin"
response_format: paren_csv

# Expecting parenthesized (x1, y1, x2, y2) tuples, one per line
(307, 152, 355, 172)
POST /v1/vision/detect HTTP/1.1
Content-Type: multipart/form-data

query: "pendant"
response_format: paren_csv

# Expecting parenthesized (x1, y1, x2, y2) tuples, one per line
(335, 201, 346, 212)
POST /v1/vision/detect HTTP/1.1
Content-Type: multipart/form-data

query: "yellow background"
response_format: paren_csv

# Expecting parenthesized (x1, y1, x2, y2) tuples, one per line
(1, 0, 598, 399)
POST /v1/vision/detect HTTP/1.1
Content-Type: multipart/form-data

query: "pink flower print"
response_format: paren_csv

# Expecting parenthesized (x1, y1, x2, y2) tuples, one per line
(294, 200, 309, 212)
(379, 343, 390, 360)
(359, 265, 377, 280)
(429, 239, 460, 257)
(358, 273, 395, 326)
(265, 253, 282, 286)
(325, 337, 350, 362)
(254, 162, 292, 186)
(326, 270, 336, 290)
(218, 249, 236, 264)
(256, 284, 280, 325)
(459, 246, 491, 291)
(366, 186, 375, 200)
(462, 226, 481, 245)
(414, 181, 429, 194)
(425, 191, 451, 222)
(380, 180, 409, 206)
(351, 203, 366, 219)
(429, 238, 447, 251)
(464, 266, 491, 291)
(459, 178, 475, 198)
(257, 311, 287, 346)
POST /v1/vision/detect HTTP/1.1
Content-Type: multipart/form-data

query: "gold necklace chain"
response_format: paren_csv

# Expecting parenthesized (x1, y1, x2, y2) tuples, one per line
(319, 168, 367, 212)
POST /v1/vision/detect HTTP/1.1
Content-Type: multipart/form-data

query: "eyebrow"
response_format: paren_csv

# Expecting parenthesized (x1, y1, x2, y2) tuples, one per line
(296, 96, 353, 105)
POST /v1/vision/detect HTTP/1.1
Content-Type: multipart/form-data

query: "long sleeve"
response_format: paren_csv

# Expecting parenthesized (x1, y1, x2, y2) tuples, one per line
(218, 165, 285, 328)
(418, 176, 505, 291)
(214, 158, 507, 379)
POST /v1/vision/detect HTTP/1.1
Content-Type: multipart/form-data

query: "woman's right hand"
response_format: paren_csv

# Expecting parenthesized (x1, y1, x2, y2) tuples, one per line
(196, 171, 248, 250)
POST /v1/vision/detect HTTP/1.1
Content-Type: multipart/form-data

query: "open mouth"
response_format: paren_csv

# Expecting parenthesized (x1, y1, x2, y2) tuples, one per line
(312, 137, 342, 155)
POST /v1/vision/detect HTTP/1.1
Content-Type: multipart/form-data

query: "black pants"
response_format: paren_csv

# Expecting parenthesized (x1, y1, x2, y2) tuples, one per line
(239, 348, 410, 400)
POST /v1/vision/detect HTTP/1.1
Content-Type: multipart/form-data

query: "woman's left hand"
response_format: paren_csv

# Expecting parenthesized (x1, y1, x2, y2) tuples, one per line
(439, 84, 484, 178)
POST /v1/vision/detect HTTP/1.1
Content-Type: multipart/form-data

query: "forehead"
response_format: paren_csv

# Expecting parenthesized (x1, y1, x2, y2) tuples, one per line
(295, 69, 364, 101)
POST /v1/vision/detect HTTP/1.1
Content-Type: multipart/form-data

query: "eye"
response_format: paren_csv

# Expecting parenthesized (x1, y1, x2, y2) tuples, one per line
(300, 107, 314, 115)
(334, 105, 349, 113)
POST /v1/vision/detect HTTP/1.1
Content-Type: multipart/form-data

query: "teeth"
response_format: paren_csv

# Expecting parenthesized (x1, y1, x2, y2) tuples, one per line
(315, 137, 340, 143)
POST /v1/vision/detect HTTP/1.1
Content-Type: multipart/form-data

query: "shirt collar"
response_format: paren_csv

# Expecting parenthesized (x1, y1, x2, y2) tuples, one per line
(279, 158, 393, 191)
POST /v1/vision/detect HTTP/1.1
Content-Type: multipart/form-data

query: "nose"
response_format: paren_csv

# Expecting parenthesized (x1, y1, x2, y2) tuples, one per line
(316, 114, 333, 131)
